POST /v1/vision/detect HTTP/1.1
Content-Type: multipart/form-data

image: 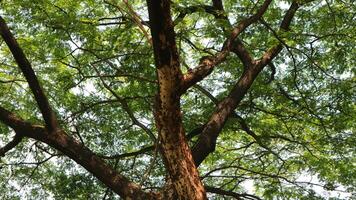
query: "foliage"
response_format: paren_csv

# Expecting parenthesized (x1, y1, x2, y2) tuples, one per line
(0, 0, 355, 199)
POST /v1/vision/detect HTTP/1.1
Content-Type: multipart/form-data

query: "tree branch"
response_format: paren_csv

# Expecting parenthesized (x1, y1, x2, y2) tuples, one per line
(100, 125, 204, 160)
(0, 133, 23, 157)
(181, 0, 273, 93)
(257, 3, 300, 67)
(205, 186, 262, 200)
(210, 0, 254, 68)
(92, 65, 156, 141)
(0, 16, 58, 133)
(175, 0, 254, 69)
(100, 145, 155, 159)
(231, 39, 255, 69)
(174, 5, 218, 25)
(0, 105, 157, 199)
(122, 0, 152, 44)
(191, 2, 301, 166)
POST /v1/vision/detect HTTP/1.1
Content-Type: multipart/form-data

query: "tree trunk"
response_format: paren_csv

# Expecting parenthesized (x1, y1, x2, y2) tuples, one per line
(146, 0, 207, 199)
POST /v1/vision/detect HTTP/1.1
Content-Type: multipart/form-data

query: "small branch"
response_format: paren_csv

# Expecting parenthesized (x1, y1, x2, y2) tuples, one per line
(100, 125, 204, 160)
(122, 0, 152, 45)
(20, 155, 57, 189)
(100, 145, 155, 159)
(92, 65, 156, 141)
(235, 115, 284, 161)
(176, 0, 254, 70)
(194, 84, 219, 105)
(104, 0, 152, 45)
(205, 186, 262, 200)
(0, 79, 26, 84)
(68, 99, 120, 119)
(0, 133, 23, 157)
(174, 5, 218, 25)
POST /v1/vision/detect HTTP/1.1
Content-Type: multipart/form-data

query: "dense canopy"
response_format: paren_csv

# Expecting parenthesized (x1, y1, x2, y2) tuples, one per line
(0, 0, 355, 199)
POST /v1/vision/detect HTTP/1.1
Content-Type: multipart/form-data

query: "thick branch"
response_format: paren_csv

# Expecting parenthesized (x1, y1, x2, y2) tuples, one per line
(0, 16, 58, 132)
(255, 2, 300, 68)
(194, 84, 281, 159)
(0, 106, 157, 199)
(181, 0, 273, 92)
(191, 67, 263, 165)
(191, 2, 301, 166)
(176, 1, 254, 70)
(231, 39, 254, 68)
(210, 0, 254, 68)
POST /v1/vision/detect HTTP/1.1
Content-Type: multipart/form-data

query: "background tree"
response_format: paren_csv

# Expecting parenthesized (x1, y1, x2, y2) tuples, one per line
(0, 0, 354, 199)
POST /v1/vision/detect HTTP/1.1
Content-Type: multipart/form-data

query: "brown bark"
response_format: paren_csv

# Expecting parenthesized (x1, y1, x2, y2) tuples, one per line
(146, 0, 207, 199)
(0, 16, 158, 200)
(0, 16, 58, 133)
(0, 1, 304, 199)
(191, 2, 301, 166)
(0, 133, 23, 157)
(181, 0, 273, 93)
(0, 106, 158, 200)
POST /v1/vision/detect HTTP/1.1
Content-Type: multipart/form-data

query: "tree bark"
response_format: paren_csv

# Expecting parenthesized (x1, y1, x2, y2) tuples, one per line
(0, 16, 158, 200)
(0, 16, 58, 133)
(0, 106, 158, 200)
(146, 0, 207, 199)
(191, 2, 301, 166)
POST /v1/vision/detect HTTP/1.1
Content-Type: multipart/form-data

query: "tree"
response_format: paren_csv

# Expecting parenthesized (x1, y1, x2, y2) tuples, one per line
(0, 0, 354, 199)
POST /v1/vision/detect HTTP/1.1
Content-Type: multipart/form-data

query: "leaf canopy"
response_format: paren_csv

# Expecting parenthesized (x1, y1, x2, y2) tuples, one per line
(0, 0, 355, 199)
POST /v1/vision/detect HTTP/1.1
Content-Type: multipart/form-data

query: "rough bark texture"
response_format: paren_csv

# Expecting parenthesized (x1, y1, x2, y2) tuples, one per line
(0, 1, 305, 199)
(146, 0, 207, 199)
(191, 2, 301, 166)
(0, 106, 158, 200)
(0, 17, 158, 200)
